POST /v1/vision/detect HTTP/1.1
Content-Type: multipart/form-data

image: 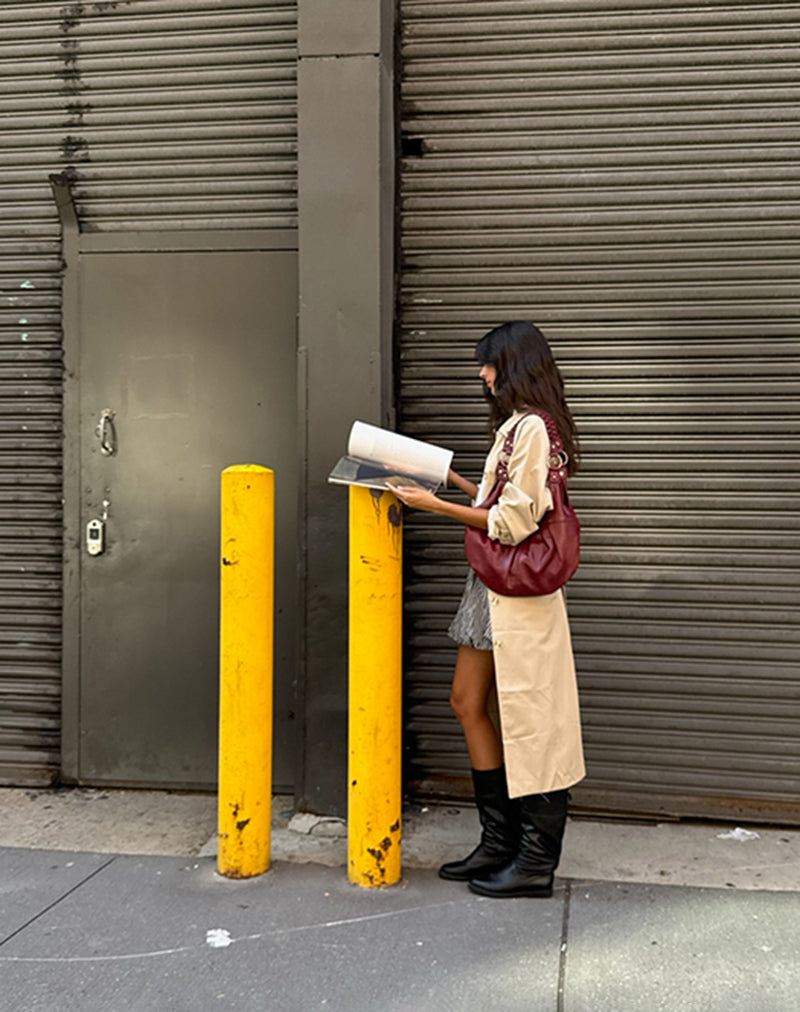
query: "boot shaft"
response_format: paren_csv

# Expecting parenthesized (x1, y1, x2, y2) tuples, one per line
(471, 766, 520, 852)
(515, 789, 569, 872)
(438, 766, 519, 881)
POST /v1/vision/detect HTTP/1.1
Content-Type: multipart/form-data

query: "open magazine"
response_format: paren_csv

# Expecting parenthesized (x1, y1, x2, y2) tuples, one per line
(328, 421, 454, 492)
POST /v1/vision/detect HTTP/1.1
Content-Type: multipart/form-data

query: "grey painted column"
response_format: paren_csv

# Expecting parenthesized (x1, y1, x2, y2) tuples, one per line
(296, 1, 396, 814)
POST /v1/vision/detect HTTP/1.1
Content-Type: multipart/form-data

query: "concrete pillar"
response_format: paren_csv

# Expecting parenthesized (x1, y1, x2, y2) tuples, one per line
(296, 0, 396, 815)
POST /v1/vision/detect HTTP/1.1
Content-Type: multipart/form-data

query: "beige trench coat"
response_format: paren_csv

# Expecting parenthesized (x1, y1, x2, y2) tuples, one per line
(478, 412, 585, 798)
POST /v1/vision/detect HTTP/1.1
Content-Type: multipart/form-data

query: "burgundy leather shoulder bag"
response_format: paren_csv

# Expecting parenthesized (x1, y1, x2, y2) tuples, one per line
(463, 410, 580, 597)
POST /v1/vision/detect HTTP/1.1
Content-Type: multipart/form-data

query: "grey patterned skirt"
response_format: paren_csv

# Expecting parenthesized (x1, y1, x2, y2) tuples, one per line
(447, 568, 493, 651)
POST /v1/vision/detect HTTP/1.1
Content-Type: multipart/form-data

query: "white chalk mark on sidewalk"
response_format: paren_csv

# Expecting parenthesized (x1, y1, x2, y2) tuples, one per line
(0, 944, 197, 963)
(206, 928, 233, 948)
(0, 899, 465, 963)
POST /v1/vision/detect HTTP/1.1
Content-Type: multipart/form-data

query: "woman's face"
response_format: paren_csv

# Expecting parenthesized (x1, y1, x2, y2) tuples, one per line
(479, 363, 497, 394)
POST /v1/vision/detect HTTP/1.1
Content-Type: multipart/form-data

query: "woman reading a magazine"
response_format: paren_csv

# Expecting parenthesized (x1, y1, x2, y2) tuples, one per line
(388, 321, 584, 899)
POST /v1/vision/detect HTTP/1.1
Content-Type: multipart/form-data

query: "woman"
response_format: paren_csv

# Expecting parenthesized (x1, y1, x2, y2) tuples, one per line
(389, 321, 585, 899)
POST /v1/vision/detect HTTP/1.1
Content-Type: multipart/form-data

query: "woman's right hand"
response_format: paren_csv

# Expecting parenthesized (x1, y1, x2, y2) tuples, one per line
(386, 484, 442, 513)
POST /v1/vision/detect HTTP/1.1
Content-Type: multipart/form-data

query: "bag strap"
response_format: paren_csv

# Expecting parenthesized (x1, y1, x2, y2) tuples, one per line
(495, 410, 569, 487)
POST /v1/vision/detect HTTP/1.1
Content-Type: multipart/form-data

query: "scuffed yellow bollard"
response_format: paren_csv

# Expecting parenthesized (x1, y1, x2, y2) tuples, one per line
(348, 486, 403, 887)
(218, 465, 274, 878)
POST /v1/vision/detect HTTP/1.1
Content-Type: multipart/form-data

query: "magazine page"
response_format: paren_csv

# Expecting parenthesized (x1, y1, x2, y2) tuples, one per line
(347, 421, 453, 486)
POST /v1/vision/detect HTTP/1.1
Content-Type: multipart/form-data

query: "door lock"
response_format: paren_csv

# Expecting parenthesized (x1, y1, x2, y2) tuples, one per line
(86, 518, 105, 556)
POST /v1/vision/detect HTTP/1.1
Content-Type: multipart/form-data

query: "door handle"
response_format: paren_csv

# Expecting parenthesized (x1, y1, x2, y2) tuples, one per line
(96, 408, 117, 456)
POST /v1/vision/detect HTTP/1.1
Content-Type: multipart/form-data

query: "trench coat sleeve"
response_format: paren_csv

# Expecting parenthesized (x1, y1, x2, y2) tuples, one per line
(486, 414, 554, 545)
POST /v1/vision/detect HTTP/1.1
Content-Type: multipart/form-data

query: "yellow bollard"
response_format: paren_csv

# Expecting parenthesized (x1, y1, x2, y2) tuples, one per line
(218, 465, 274, 878)
(348, 485, 403, 887)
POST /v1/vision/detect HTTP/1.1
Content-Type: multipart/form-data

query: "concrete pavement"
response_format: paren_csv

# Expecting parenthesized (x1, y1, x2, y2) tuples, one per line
(1, 788, 799, 1011)
(2, 787, 799, 892)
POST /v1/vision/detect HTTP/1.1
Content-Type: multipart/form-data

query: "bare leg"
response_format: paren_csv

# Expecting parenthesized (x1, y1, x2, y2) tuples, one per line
(450, 645, 503, 770)
(438, 647, 516, 881)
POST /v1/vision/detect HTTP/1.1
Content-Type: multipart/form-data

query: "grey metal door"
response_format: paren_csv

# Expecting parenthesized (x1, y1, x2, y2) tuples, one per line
(72, 246, 297, 787)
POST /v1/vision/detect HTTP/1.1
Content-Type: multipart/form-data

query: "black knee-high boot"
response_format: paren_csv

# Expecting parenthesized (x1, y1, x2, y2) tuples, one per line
(467, 788, 568, 898)
(438, 767, 520, 881)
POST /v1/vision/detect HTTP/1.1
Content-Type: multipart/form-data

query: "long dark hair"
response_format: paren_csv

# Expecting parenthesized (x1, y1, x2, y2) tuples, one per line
(476, 321, 580, 475)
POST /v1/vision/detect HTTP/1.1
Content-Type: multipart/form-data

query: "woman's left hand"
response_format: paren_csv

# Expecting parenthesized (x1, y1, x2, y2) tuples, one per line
(386, 484, 441, 513)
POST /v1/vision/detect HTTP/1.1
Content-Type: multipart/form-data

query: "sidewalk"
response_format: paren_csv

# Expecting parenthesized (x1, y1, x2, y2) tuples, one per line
(1, 788, 799, 1011)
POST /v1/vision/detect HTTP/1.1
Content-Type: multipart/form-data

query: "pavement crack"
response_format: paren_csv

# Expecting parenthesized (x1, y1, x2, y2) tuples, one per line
(0, 856, 117, 950)
(556, 879, 572, 1012)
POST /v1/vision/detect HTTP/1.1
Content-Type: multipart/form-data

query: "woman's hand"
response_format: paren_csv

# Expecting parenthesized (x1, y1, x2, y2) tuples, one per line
(387, 483, 490, 530)
(386, 484, 442, 514)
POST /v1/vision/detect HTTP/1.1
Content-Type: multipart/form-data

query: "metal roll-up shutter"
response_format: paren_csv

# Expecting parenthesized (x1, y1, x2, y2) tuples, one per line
(399, 2, 800, 823)
(1, 3, 69, 784)
(52, 0, 297, 231)
(0, 0, 297, 784)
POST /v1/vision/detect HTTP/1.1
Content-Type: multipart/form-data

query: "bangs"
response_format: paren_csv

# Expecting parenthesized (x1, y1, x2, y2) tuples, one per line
(474, 332, 496, 365)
